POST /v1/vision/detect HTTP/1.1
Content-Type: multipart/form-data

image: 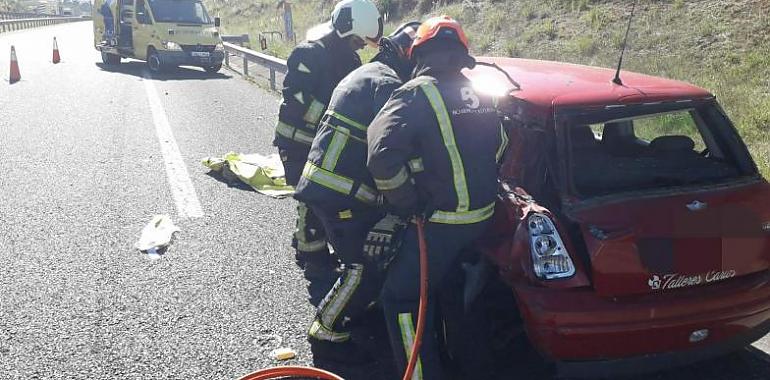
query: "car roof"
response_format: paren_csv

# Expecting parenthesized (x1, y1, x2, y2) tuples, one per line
(468, 57, 713, 110)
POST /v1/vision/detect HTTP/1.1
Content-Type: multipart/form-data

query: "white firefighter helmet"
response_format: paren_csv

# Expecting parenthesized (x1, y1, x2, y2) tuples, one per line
(331, 0, 383, 46)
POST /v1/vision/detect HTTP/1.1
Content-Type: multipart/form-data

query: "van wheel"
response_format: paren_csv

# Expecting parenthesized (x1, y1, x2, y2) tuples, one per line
(147, 48, 164, 73)
(101, 52, 121, 65)
(204, 63, 222, 74)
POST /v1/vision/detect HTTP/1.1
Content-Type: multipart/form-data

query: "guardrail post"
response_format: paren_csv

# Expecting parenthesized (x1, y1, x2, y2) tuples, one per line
(222, 42, 287, 92)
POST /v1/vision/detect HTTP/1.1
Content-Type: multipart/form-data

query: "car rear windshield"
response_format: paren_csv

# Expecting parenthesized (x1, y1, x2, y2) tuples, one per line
(148, 0, 211, 24)
(561, 101, 757, 198)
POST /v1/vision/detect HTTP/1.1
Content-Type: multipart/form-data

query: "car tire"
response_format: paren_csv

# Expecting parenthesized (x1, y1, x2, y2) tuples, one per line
(473, 266, 553, 378)
(101, 52, 121, 65)
(147, 48, 164, 73)
(204, 63, 222, 74)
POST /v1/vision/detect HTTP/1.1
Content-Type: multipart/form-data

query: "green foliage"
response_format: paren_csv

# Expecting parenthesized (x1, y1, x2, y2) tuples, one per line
(518, 4, 537, 20)
(471, 33, 496, 53)
(583, 6, 610, 30)
(504, 40, 521, 57)
(485, 9, 507, 32)
(540, 19, 558, 40)
(572, 35, 596, 55)
(441, 3, 473, 24)
(571, 0, 590, 12)
(418, 0, 434, 14)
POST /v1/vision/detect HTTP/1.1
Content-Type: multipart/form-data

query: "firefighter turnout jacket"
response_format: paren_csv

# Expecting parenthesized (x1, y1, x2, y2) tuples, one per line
(295, 52, 411, 212)
(274, 32, 362, 152)
(367, 71, 509, 224)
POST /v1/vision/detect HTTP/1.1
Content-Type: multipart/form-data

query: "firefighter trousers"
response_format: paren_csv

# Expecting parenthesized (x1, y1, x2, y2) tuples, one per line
(279, 149, 331, 263)
(308, 207, 384, 342)
(380, 219, 490, 380)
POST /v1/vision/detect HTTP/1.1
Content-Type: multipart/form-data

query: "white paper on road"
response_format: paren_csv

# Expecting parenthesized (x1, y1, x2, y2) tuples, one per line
(271, 347, 297, 361)
(143, 72, 204, 218)
(135, 215, 181, 252)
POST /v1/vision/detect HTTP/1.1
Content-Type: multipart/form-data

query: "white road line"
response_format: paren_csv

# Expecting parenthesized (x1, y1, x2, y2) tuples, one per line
(142, 72, 204, 218)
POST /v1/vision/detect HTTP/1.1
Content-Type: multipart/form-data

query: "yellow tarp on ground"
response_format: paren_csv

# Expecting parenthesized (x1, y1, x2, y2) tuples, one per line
(202, 152, 294, 198)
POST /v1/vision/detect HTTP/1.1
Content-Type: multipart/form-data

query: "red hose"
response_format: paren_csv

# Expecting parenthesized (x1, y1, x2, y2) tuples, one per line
(403, 217, 429, 380)
(238, 217, 431, 380)
(237, 366, 344, 380)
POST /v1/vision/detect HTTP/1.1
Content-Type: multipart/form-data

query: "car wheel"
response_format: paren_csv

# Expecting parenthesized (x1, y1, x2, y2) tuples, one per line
(475, 267, 553, 378)
(147, 49, 163, 73)
(101, 52, 121, 65)
(204, 63, 222, 74)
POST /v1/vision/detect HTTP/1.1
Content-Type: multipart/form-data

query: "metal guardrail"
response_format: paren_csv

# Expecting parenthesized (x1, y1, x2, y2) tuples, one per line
(0, 16, 89, 33)
(0, 12, 58, 20)
(223, 41, 287, 91)
(221, 34, 250, 46)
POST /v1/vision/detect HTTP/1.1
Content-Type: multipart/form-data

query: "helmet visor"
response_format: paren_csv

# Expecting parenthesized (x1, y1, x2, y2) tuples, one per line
(364, 17, 384, 47)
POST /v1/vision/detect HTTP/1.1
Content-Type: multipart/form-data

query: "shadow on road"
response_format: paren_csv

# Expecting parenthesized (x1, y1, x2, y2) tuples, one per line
(511, 346, 770, 380)
(314, 344, 770, 380)
(204, 170, 254, 192)
(95, 61, 231, 81)
(640, 347, 770, 380)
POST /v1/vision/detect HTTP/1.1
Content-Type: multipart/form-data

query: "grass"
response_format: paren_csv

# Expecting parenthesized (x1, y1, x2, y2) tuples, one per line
(205, 0, 770, 177)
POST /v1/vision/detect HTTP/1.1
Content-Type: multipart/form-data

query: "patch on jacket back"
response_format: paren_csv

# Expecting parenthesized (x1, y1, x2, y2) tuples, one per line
(452, 86, 495, 115)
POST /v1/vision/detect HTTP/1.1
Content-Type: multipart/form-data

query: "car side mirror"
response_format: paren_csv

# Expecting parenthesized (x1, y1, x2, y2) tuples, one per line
(214, 17, 221, 27)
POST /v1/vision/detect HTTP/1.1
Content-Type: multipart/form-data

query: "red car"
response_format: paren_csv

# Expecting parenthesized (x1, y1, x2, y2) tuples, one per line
(466, 58, 770, 378)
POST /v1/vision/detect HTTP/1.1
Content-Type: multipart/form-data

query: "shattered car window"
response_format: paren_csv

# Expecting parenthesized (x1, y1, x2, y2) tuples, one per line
(566, 107, 752, 198)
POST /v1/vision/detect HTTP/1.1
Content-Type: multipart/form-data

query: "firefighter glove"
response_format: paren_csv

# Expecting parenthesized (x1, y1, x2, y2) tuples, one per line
(363, 214, 408, 271)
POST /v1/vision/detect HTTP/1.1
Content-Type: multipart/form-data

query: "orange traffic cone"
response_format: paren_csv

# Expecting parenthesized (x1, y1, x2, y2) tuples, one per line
(52, 37, 61, 64)
(9, 46, 20, 84)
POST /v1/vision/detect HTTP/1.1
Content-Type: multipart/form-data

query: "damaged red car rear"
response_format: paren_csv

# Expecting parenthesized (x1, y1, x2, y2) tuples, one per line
(468, 58, 770, 378)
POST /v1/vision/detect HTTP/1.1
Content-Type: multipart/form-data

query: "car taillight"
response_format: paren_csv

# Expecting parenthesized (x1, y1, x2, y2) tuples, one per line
(527, 213, 576, 280)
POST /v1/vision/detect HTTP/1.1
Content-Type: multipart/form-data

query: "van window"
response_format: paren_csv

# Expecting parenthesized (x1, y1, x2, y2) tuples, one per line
(135, 0, 152, 24)
(148, 0, 211, 24)
(564, 106, 753, 197)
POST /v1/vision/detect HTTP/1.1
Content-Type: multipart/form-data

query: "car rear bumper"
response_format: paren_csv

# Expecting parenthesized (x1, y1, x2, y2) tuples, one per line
(513, 270, 770, 377)
(556, 319, 770, 378)
(158, 50, 224, 67)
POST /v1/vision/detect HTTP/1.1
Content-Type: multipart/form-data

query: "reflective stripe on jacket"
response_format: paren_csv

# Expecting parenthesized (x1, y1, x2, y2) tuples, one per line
(295, 58, 405, 211)
(367, 73, 508, 224)
(273, 32, 362, 152)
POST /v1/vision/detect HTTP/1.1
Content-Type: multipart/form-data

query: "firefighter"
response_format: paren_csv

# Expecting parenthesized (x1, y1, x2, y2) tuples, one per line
(367, 16, 508, 379)
(100, 0, 115, 44)
(274, 0, 382, 301)
(294, 21, 421, 363)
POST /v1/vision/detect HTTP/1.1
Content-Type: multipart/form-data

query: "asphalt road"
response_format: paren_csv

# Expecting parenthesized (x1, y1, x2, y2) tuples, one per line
(1, 22, 769, 379)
